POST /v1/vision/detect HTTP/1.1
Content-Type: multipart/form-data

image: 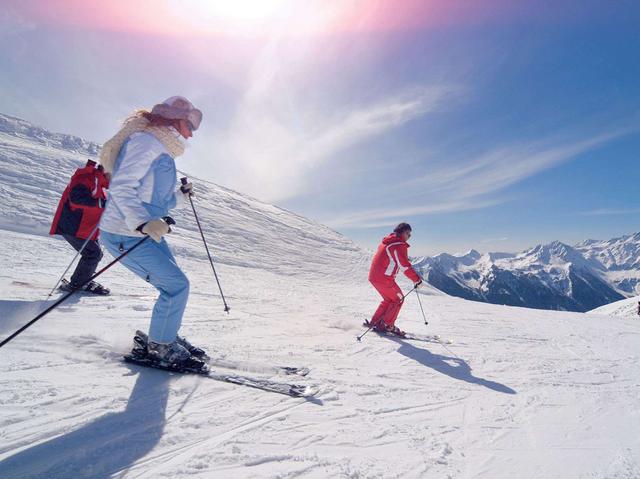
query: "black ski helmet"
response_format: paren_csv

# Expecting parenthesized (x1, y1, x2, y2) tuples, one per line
(394, 223, 412, 235)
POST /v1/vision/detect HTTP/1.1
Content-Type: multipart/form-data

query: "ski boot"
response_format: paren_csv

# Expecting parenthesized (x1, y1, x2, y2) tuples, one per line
(134, 330, 209, 361)
(363, 319, 387, 332)
(59, 278, 110, 296)
(386, 324, 407, 338)
(83, 281, 110, 295)
(147, 340, 207, 372)
(131, 331, 208, 372)
(176, 335, 209, 360)
(372, 321, 390, 333)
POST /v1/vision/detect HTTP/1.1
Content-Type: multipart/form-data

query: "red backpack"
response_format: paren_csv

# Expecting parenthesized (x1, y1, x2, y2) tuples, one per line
(50, 160, 110, 240)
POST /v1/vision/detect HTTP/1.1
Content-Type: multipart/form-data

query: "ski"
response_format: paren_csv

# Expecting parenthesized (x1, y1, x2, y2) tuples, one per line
(362, 321, 453, 344)
(203, 371, 316, 398)
(402, 333, 454, 345)
(123, 353, 315, 398)
(133, 330, 309, 377)
(207, 358, 310, 377)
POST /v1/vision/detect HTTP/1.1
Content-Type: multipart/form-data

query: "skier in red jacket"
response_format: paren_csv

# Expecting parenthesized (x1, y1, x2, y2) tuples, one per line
(50, 159, 110, 295)
(368, 223, 423, 336)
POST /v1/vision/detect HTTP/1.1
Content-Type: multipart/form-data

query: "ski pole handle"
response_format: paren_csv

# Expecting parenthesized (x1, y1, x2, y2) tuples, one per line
(180, 177, 193, 196)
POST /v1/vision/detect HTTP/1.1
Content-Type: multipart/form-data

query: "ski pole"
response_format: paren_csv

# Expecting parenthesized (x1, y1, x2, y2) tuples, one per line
(415, 288, 428, 326)
(181, 177, 230, 313)
(357, 285, 417, 342)
(0, 234, 154, 350)
(47, 223, 101, 298)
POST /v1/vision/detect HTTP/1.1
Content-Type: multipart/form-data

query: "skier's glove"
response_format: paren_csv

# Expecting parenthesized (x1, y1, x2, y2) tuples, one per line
(180, 181, 194, 197)
(139, 219, 171, 243)
(414, 280, 424, 289)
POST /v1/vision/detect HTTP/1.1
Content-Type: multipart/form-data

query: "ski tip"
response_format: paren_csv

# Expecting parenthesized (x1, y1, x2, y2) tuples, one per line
(293, 385, 319, 398)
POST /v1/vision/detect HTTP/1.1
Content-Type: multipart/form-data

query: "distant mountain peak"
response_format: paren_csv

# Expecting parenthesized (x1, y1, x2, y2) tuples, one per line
(523, 240, 586, 267)
(466, 249, 481, 259)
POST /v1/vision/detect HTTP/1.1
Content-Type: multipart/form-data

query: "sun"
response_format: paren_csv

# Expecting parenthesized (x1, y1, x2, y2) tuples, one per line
(169, 0, 291, 33)
(195, 0, 288, 22)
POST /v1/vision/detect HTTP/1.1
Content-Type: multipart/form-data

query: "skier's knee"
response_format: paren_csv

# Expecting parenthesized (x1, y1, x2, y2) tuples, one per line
(176, 272, 189, 296)
(83, 243, 103, 261)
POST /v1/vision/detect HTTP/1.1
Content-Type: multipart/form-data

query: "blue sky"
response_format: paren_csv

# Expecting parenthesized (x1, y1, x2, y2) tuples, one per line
(1, 0, 639, 255)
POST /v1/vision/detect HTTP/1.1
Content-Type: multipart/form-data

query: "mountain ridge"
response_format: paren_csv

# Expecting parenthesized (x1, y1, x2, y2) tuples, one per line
(414, 233, 640, 312)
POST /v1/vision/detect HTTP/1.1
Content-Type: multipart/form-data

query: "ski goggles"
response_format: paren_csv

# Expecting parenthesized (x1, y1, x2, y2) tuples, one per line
(186, 108, 203, 132)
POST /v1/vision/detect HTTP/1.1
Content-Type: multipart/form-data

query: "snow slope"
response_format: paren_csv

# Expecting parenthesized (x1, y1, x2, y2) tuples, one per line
(589, 295, 640, 319)
(0, 112, 366, 276)
(1, 115, 640, 478)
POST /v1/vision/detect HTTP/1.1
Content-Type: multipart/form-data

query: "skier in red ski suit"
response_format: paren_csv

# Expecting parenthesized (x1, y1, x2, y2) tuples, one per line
(368, 223, 422, 335)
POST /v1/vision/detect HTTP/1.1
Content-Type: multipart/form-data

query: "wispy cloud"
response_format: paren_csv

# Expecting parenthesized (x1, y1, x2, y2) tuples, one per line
(580, 207, 640, 216)
(481, 237, 509, 243)
(326, 197, 502, 228)
(327, 126, 638, 228)
(202, 37, 456, 202)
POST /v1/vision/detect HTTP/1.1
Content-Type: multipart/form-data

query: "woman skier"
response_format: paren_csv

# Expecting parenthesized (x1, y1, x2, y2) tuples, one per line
(50, 159, 111, 295)
(98, 96, 206, 371)
(367, 222, 423, 337)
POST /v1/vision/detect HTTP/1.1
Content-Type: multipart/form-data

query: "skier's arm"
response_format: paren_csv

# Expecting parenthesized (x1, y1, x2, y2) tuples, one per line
(396, 244, 422, 283)
(106, 135, 159, 232)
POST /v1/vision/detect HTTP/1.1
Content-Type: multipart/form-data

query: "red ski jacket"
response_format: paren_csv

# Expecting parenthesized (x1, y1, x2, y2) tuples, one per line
(369, 233, 421, 284)
(50, 160, 109, 240)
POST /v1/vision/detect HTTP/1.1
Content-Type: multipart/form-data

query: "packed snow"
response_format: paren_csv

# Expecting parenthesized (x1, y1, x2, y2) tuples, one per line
(1, 115, 640, 478)
(590, 295, 640, 319)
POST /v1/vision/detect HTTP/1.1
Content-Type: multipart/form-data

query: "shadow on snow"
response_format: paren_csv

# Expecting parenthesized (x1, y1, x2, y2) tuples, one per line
(388, 336, 517, 395)
(0, 368, 171, 479)
(0, 297, 84, 338)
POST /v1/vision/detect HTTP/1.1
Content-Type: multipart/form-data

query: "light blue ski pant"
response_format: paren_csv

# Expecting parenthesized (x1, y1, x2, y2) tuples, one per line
(101, 231, 190, 344)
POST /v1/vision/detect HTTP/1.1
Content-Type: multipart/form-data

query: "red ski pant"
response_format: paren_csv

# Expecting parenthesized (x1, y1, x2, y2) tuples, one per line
(370, 279, 404, 328)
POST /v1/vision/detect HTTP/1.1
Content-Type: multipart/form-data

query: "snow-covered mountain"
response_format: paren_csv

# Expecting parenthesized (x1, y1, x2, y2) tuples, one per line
(576, 232, 640, 295)
(1, 113, 639, 478)
(414, 235, 640, 312)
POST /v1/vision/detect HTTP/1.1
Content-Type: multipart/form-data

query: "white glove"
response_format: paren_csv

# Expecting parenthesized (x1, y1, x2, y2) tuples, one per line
(414, 280, 424, 289)
(141, 219, 170, 243)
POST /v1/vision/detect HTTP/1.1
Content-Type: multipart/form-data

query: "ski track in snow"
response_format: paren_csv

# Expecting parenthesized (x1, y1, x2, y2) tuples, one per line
(0, 125, 640, 478)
